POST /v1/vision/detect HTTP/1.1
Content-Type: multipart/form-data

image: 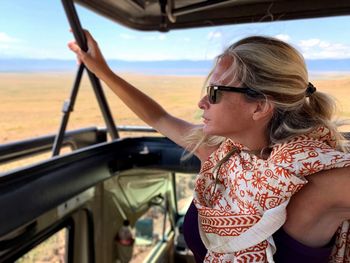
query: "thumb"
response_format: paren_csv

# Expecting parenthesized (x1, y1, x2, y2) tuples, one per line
(68, 42, 87, 59)
(68, 41, 82, 54)
(68, 42, 88, 65)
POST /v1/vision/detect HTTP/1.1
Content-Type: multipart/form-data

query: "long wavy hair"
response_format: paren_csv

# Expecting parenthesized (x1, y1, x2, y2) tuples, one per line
(184, 35, 348, 159)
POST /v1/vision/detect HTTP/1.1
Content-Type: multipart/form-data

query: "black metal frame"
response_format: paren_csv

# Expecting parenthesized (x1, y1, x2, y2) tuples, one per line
(52, 0, 119, 157)
(0, 126, 157, 167)
(0, 127, 106, 165)
(0, 218, 75, 263)
(0, 136, 200, 238)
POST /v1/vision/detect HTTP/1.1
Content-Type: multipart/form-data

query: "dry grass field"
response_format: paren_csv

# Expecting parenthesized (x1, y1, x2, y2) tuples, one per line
(1, 71, 350, 144)
(0, 72, 204, 143)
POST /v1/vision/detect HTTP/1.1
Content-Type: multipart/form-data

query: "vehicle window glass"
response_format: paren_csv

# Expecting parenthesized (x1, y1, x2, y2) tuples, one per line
(176, 173, 196, 214)
(0, 146, 72, 174)
(131, 198, 172, 262)
(15, 228, 67, 263)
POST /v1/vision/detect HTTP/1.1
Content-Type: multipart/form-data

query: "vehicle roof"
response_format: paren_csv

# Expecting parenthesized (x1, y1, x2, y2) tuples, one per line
(74, 0, 350, 31)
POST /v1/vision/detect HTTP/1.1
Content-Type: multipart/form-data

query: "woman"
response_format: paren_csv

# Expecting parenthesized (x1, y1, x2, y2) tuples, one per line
(69, 32, 350, 262)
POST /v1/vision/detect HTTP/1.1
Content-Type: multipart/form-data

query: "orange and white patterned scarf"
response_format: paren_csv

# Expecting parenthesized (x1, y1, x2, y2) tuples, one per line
(193, 126, 350, 262)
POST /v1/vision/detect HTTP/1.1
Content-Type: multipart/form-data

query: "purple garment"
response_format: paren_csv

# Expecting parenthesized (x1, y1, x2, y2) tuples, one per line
(273, 226, 334, 263)
(183, 200, 207, 263)
(183, 200, 334, 263)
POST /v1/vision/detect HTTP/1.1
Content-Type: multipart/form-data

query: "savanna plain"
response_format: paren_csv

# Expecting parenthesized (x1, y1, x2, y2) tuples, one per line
(0, 72, 205, 143)
(1, 72, 350, 144)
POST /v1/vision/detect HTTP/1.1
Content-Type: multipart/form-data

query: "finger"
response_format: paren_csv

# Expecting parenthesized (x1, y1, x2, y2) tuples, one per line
(76, 56, 82, 65)
(68, 43, 87, 64)
(68, 40, 77, 46)
(84, 29, 93, 40)
(84, 30, 98, 47)
(68, 41, 81, 54)
(69, 28, 94, 49)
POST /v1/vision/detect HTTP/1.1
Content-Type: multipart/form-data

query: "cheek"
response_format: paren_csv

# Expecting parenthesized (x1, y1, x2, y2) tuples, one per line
(212, 108, 240, 129)
(223, 102, 253, 125)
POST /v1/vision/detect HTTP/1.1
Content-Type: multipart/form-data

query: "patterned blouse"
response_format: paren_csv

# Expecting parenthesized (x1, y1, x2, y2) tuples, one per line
(193, 126, 350, 262)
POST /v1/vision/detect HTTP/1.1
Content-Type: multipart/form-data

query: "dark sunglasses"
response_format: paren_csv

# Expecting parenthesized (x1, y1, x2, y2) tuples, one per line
(206, 85, 262, 104)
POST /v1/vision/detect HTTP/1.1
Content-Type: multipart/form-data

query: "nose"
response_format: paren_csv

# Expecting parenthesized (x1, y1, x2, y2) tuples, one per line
(198, 95, 209, 110)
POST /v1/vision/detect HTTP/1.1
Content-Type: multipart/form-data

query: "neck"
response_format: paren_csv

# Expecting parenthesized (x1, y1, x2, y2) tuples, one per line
(228, 124, 270, 152)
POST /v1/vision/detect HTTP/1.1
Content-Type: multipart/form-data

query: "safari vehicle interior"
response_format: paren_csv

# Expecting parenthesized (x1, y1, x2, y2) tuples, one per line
(1, 0, 350, 263)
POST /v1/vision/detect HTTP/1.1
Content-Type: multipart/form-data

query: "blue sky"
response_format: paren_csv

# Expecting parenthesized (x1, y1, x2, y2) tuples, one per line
(1, 0, 350, 61)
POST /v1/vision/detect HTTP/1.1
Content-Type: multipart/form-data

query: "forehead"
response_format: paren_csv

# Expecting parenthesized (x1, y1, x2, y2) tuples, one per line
(210, 55, 237, 85)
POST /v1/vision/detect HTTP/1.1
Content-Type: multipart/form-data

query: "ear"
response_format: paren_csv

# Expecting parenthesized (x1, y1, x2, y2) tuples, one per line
(252, 100, 275, 121)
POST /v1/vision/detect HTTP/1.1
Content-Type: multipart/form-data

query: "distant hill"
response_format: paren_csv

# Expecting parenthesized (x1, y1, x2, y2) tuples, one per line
(0, 59, 213, 75)
(306, 59, 350, 72)
(1, 58, 350, 76)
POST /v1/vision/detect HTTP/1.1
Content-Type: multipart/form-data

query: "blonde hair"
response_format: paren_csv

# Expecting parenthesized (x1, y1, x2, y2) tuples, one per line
(185, 35, 348, 157)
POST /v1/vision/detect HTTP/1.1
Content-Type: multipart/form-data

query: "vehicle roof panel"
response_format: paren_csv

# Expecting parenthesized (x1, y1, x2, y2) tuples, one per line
(74, 0, 350, 31)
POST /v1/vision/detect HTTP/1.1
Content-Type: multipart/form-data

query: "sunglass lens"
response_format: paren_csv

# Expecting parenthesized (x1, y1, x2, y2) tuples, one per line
(207, 86, 216, 104)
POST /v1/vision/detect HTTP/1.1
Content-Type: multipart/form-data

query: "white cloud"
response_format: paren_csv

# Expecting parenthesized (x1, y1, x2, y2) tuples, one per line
(142, 35, 166, 41)
(297, 38, 350, 59)
(143, 36, 155, 40)
(319, 41, 331, 48)
(207, 31, 222, 40)
(274, 34, 291, 42)
(0, 32, 20, 43)
(109, 45, 215, 61)
(299, 38, 321, 48)
(0, 32, 24, 58)
(110, 50, 174, 61)
(119, 33, 136, 40)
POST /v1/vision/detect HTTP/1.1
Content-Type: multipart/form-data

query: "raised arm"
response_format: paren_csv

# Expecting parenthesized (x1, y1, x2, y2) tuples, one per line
(68, 30, 211, 159)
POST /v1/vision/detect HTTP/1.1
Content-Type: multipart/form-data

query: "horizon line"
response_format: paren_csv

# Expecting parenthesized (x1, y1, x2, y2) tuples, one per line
(1, 58, 350, 62)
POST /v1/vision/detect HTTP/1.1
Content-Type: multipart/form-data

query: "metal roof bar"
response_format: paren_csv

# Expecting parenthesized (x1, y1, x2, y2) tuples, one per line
(172, 0, 234, 16)
(52, 64, 85, 156)
(60, 0, 119, 151)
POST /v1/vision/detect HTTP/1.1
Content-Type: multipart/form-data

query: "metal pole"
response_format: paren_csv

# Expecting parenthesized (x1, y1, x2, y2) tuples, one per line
(61, 0, 119, 141)
(52, 64, 84, 156)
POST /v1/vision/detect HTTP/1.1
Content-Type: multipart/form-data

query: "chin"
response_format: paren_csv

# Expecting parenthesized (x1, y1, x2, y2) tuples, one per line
(202, 126, 218, 136)
(202, 125, 210, 135)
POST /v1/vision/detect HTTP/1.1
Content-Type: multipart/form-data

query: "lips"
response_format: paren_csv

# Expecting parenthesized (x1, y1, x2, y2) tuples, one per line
(202, 116, 209, 124)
